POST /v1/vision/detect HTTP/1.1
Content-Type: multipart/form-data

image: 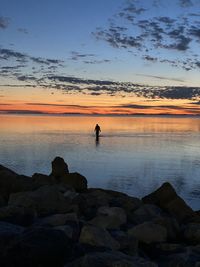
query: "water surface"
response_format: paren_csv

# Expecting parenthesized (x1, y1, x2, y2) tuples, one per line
(0, 115, 200, 210)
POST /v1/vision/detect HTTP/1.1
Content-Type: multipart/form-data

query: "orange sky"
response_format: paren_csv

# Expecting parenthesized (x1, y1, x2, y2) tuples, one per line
(0, 86, 200, 115)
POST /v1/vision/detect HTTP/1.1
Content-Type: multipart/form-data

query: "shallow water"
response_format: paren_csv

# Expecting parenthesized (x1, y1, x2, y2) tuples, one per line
(0, 114, 200, 210)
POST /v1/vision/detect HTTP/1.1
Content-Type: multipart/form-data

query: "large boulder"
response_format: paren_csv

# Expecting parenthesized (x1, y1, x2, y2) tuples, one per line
(65, 251, 158, 267)
(153, 216, 180, 241)
(142, 182, 194, 223)
(0, 165, 34, 201)
(8, 185, 72, 217)
(157, 246, 200, 267)
(73, 190, 112, 219)
(79, 225, 120, 250)
(0, 205, 36, 226)
(183, 223, 200, 245)
(110, 230, 138, 256)
(129, 204, 164, 224)
(8, 227, 73, 267)
(32, 173, 56, 187)
(61, 173, 87, 192)
(50, 157, 87, 192)
(90, 206, 127, 229)
(35, 212, 78, 227)
(50, 156, 69, 179)
(128, 222, 167, 244)
(0, 221, 24, 264)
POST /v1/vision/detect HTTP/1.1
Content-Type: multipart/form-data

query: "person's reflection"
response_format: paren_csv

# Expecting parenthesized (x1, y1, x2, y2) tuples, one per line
(95, 138, 100, 147)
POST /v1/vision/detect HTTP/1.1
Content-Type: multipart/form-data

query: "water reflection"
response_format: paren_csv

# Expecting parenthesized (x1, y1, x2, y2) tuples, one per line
(0, 114, 200, 210)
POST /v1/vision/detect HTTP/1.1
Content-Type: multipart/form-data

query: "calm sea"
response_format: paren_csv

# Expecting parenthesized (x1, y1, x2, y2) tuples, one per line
(0, 114, 200, 210)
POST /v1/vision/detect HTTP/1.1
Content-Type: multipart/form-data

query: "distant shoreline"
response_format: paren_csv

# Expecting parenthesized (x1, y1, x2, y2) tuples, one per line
(1, 113, 200, 118)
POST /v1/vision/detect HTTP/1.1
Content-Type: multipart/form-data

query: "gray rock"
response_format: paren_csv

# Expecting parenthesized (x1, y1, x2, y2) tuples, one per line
(110, 230, 138, 256)
(154, 217, 180, 241)
(79, 225, 120, 250)
(54, 225, 74, 239)
(0, 165, 34, 200)
(36, 212, 78, 226)
(8, 185, 72, 216)
(157, 246, 200, 267)
(8, 227, 73, 267)
(0, 221, 24, 258)
(184, 223, 200, 245)
(128, 222, 167, 244)
(50, 156, 69, 179)
(0, 205, 36, 226)
(32, 173, 56, 187)
(142, 182, 194, 223)
(90, 206, 127, 229)
(65, 251, 158, 267)
(61, 172, 88, 192)
(129, 204, 163, 224)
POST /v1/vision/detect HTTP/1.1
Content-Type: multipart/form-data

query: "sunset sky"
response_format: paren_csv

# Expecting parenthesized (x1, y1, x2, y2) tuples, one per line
(0, 0, 200, 115)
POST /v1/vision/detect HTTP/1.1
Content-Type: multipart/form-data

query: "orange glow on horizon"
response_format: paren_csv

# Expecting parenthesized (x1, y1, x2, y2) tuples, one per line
(0, 86, 200, 115)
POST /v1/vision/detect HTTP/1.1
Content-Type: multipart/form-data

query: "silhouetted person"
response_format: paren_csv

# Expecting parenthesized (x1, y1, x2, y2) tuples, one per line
(94, 124, 101, 141)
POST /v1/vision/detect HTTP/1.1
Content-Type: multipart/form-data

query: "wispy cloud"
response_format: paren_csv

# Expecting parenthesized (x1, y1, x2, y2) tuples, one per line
(136, 73, 185, 83)
(0, 16, 10, 29)
(179, 0, 193, 7)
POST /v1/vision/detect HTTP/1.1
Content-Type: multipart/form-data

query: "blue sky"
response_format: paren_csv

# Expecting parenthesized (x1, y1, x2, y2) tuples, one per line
(0, 0, 200, 115)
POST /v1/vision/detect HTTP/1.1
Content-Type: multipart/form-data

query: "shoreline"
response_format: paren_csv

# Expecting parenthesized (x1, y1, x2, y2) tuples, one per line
(0, 157, 199, 266)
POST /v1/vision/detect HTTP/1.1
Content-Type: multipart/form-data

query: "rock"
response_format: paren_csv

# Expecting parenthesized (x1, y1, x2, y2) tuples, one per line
(61, 172, 88, 192)
(142, 182, 194, 223)
(153, 217, 180, 241)
(129, 204, 164, 224)
(64, 190, 79, 200)
(110, 230, 138, 256)
(32, 173, 56, 187)
(0, 194, 6, 207)
(157, 246, 200, 267)
(0, 165, 34, 201)
(65, 251, 158, 267)
(50, 156, 69, 179)
(73, 191, 111, 220)
(184, 223, 200, 245)
(0, 221, 24, 260)
(54, 225, 74, 239)
(79, 225, 120, 250)
(88, 189, 142, 214)
(0, 205, 36, 226)
(155, 243, 184, 254)
(36, 212, 78, 226)
(90, 206, 127, 229)
(128, 222, 167, 244)
(8, 185, 72, 217)
(8, 227, 73, 267)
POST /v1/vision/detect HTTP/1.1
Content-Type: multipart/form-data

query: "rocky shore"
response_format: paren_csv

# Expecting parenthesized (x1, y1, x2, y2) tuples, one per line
(0, 157, 199, 267)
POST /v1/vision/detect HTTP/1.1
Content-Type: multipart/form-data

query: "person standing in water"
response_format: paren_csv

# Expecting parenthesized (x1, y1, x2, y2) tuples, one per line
(94, 124, 101, 141)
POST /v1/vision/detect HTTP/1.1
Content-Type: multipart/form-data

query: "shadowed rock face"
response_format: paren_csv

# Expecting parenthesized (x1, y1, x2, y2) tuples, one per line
(50, 157, 87, 192)
(142, 182, 195, 223)
(50, 157, 69, 180)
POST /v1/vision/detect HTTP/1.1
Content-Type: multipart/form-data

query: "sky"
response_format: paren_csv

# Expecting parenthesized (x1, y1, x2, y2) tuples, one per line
(0, 0, 200, 115)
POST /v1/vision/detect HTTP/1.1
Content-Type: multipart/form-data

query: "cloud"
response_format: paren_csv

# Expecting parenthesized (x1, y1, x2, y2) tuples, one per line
(179, 0, 193, 7)
(69, 51, 111, 64)
(143, 55, 158, 62)
(0, 17, 9, 29)
(17, 28, 28, 34)
(26, 102, 93, 109)
(0, 48, 64, 66)
(70, 51, 96, 61)
(136, 73, 185, 83)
